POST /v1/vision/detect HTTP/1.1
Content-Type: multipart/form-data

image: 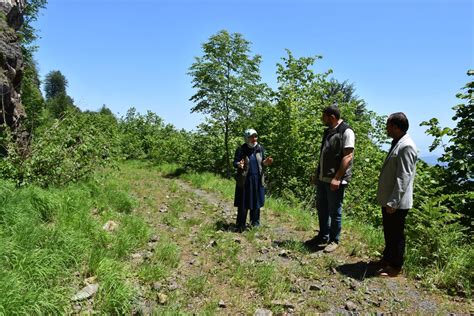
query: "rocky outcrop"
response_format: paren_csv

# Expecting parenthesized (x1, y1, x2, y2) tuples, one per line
(0, 0, 25, 131)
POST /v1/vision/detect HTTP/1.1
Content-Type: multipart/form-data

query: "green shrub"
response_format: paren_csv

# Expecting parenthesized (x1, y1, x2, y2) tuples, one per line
(0, 111, 121, 187)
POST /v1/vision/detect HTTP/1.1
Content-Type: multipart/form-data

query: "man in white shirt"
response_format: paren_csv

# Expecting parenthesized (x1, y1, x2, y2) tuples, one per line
(305, 105, 355, 253)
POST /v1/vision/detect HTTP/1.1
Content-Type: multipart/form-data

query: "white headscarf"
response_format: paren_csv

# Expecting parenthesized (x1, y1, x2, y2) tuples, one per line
(244, 128, 258, 148)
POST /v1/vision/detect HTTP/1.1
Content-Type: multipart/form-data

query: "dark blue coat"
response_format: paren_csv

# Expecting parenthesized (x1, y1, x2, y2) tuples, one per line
(233, 143, 266, 209)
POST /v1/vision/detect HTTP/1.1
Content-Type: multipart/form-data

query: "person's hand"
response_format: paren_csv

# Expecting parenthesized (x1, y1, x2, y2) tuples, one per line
(386, 206, 396, 214)
(238, 159, 245, 169)
(263, 156, 273, 166)
(330, 178, 341, 191)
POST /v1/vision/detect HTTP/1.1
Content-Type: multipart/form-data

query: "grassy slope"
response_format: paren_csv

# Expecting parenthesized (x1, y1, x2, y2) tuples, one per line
(0, 165, 149, 314)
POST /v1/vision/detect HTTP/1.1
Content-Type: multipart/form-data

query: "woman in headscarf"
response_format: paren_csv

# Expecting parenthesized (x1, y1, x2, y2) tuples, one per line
(233, 128, 273, 231)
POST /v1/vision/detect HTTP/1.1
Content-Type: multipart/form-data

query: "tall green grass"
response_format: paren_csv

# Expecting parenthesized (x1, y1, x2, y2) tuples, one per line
(139, 234, 181, 283)
(0, 170, 149, 314)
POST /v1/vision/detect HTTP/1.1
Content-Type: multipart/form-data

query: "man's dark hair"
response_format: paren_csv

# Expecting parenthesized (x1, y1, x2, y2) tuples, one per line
(323, 105, 341, 120)
(387, 112, 409, 133)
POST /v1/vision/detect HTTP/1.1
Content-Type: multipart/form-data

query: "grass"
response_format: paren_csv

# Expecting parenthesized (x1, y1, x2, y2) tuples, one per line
(163, 196, 187, 227)
(165, 162, 474, 300)
(1, 160, 470, 313)
(186, 274, 210, 296)
(213, 236, 241, 264)
(0, 168, 149, 314)
(181, 171, 235, 199)
(154, 239, 181, 269)
(138, 235, 181, 283)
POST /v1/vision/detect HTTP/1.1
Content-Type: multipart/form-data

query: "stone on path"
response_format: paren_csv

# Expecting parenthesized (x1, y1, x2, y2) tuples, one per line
(152, 282, 162, 291)
(157, 293, 168, 304)
(254, 308, 273, 316)
(102, 220, 118, 232)
(167, 280, 179, 291)
(309, 284, 322, 291)
(345, 300, 357, 311)
(71, 283, 99, 301)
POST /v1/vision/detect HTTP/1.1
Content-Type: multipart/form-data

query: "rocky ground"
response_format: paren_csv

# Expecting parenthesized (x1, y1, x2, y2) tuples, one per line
(75, 164, 473, 315)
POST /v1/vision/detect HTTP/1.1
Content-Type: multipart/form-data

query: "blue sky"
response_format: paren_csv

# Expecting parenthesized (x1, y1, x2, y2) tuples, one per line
(34, 0, 473, 157)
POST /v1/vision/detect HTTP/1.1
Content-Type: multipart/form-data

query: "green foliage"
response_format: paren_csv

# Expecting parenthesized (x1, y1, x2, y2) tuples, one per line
(255, 50, 328, 200)
(42, 70, 77, 118)
(248, 50, 388, 220)
(17, 1, 48, 131)
(406, 190, 472, 296)
(420, 70, 473, 230)
(20, 0, 48, 61)
(45, 92, 77, 118)
(0, 110, 121, 186)
(421, 70, 473, 187)
(184, 121, 241, 175)
(44, 70, 67, 100)
(188, 30, 266, 178)
(118, 107, 190, 165)
(21, 59, 45, 131)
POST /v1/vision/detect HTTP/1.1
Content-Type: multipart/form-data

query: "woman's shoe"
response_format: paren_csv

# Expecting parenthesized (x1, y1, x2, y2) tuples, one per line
(377, 265, 402, 277)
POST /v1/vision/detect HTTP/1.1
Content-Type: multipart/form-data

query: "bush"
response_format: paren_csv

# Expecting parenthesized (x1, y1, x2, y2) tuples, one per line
(0, 110, 121, 187)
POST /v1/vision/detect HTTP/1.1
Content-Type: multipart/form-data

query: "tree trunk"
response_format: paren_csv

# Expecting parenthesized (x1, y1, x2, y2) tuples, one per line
(224, 119, 230, 179)
(224, 60, 231, 178)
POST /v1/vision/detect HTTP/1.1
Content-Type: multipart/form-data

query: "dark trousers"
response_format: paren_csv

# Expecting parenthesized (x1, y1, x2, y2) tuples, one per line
(237, 207, 260, 228)
(316, 182, 346, 243)
(382, 207, 409, 268)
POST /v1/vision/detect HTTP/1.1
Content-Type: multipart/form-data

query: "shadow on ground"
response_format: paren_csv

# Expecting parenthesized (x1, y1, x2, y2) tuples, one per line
(163, 168, 188, 178)
(272, 239, 317, 253)
(336, 261, 381, 280)
(214, 220, 241, 232)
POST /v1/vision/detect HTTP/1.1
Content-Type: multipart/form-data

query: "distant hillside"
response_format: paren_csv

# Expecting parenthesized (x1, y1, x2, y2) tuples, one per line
(420, 155, 445, 166)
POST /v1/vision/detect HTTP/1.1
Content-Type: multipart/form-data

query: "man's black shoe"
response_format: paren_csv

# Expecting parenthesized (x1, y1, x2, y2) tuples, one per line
(304, 235, 328, 247)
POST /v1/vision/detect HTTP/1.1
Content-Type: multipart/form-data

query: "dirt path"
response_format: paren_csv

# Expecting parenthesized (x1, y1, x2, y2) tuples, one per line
(121, 165, 472, 314)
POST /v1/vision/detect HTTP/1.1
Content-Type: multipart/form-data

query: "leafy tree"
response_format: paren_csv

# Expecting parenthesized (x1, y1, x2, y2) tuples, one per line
(43, 70, 76, 118)
(44, 70, 68, 100)
(118, 107, 191, 165)
(259, 50, 330, 199)
(420, 70, 473, 231)
(98, 104, 114, 117)
(21, 58, 45, 130)
(19, 1, 47, 130)
(188, 30, 264, 178)
(19, 0, 48, 64)
(46, 92, 75, 118)
(421, 70, 473, 187)
(326, 78, 367, 118)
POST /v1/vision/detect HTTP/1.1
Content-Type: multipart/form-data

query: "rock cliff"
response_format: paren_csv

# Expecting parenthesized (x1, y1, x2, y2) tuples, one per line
(0, 0, 25, 131)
